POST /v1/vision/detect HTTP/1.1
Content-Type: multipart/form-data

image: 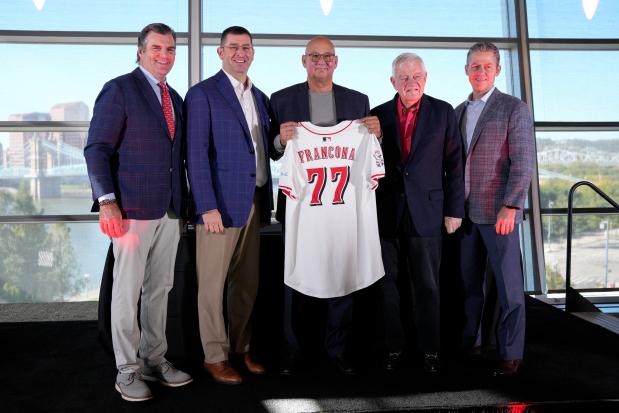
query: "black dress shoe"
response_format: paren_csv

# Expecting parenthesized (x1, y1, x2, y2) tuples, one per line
(423, 353, 440, 374)
(492, 359, 522, 377)
(279, 351, 298, 375)
(384, 352, 403, 372)
(333, 353, 356, 375)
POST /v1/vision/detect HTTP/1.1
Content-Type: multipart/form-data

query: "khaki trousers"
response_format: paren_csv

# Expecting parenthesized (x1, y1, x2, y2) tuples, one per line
(196, 198, 261, 363)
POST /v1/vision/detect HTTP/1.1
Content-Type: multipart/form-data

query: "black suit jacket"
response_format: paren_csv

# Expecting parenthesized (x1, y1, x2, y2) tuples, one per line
(371, 94, 464, 238)
(270, 82, 370, 223)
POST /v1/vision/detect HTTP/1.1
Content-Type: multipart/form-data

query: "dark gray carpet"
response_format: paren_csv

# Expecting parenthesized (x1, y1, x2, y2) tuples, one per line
(3, 297, 619, 412)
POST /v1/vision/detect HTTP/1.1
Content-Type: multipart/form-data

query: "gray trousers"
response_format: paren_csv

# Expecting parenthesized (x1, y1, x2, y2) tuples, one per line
(111, 213, 180, 372)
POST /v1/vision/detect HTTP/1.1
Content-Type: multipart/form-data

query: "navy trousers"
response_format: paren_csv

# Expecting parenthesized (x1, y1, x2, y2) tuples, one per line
(459, 219, 525, 360)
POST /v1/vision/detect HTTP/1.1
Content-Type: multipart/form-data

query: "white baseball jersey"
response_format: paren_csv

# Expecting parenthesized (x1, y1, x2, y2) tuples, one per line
(279, 120, 385, 298)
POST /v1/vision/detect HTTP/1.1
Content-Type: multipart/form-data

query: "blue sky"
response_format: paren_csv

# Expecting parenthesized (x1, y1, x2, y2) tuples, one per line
(1, 0, 618, 129)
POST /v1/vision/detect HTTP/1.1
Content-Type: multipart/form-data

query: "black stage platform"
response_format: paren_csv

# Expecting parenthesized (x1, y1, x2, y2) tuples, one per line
(3, 296, 618, 413)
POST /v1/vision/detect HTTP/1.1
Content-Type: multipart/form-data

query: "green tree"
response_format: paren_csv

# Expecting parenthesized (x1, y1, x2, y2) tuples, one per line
(0, 183, 85, 303)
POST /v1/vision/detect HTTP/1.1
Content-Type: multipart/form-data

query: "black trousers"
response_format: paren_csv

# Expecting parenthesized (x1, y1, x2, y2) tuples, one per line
(378, 209, 442, 355)
(280, 218, 352, 358)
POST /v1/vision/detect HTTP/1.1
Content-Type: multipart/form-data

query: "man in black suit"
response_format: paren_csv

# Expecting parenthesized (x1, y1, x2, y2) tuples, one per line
(270, 36, 381, 375)
(370, 52, 464, 373)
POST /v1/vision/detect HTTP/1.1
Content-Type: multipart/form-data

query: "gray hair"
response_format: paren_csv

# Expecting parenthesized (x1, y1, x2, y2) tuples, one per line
(466, 41, 500, 65)
(392, 53, 426, 76)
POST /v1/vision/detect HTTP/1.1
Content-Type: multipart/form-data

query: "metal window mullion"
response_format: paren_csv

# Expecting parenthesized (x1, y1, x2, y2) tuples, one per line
(188, 0, 202, 87)
(515, 0, 546, 293)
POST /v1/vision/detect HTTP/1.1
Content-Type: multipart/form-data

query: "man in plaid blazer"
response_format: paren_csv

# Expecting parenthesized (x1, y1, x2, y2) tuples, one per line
(454, 42, 535, 377)
(185, 26, 273, 385)
(84, 23, 192, 401)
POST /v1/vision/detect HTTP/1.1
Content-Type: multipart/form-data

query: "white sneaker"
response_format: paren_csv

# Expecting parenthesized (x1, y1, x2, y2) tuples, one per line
(115, 371, 153, 402)
(142, 360, 193, 387)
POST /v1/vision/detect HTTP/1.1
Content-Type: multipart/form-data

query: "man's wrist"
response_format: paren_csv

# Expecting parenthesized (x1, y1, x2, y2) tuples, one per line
(99, 199, 117, 206)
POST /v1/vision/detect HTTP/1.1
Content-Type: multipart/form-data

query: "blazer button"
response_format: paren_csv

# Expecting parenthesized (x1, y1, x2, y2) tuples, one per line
(404, 172, 409, 176)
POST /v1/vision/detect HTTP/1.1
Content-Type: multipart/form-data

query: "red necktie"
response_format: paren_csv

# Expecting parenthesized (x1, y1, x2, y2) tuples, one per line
(159, 82, 175, 139)
(401, 110, 414, 161)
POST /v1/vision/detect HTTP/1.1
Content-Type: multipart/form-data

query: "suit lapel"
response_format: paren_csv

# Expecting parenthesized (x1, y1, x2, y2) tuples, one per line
(385, 95, 404, 162)
(298, 83, 311, 121)
(468, 88, 500, 154)
(132, 68, 171, 138)
(215, 70, 252, 140)
(408, 94, 429, 162)
(252, 86, 270, 156)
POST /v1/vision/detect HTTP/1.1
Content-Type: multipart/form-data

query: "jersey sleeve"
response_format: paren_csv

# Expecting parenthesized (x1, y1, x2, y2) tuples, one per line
(278, 135, 303, 200)
(357, 128, 385, 190)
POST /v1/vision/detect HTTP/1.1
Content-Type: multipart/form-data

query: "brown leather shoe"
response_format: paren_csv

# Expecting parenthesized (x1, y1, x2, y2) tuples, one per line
(243, 353, 266, 375)
(203, 360, 243, 385)
(492, 359, 522, 377)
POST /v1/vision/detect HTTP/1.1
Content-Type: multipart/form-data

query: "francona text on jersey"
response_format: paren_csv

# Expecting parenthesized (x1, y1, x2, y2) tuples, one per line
(297, 145, 356, 164)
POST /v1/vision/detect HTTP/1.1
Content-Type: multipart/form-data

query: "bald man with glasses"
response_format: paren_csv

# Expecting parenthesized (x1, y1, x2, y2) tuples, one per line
(270, 36, 382, 376)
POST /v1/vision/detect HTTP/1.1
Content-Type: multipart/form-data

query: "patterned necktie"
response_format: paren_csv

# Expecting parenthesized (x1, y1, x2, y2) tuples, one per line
(159, 82, 175, 139)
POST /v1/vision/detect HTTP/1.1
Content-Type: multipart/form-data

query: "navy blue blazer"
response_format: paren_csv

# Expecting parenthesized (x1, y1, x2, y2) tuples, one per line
(185, 70, 273, 227)
(371, 94, 464, 238)
(270, 82, 370, 223)
(84, 67, 187, 220)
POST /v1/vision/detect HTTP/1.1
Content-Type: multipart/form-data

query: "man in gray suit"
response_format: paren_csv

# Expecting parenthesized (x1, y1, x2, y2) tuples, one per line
(454, 41, 534, 377)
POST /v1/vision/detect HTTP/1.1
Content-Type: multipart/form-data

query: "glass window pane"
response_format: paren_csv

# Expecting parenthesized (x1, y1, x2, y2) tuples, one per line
(0, 131, 95, 216)
(203, 45, 513, 217)
(203, 46, 512, 109)
(203, 0, 512, 37)
(0, 222, 108, 303)
(543, 214, 618, 291)
(1, 44, 188, 122)
(530, 50, 619, 122)
(527, 0, 619, 38)
(537, 131, 619, 209)
(0, 0, 187, 32)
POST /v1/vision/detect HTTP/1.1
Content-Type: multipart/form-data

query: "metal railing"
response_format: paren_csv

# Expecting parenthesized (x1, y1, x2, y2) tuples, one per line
(565, 181, 619, 312)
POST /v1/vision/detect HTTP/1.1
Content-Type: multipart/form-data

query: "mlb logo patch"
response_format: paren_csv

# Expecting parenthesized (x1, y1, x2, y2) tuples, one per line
(323, 136, 332, 142)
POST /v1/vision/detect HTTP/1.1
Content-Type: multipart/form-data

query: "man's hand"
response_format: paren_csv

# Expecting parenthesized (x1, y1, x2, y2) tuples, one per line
(99, 202, 125, 238)
(279, 122, 298, 146)
(203, 209, 224, 234)
(444, 216, 462, 234)
(495, 206, 517, 235)
(359, 116, 382, 139)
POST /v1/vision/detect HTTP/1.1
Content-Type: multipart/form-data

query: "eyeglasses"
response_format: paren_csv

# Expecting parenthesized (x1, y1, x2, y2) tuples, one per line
(221, 45, 254, 53)
(305, 53, 336, 63)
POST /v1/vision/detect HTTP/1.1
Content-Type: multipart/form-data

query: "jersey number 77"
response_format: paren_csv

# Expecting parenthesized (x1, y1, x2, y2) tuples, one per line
(306, 166, 350, 206)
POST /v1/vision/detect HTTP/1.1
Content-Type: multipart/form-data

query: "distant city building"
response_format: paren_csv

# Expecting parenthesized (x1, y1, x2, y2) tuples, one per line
(7, 112, 50, 169)
(50, 102, 89, 166)
(7, 102, 89, 170)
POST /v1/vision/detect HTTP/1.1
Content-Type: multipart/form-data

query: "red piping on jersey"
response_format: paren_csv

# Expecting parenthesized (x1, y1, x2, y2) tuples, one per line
(370, 173, 385, 190)
(279, 185, 296, 200)
(300, 120, 354, 136)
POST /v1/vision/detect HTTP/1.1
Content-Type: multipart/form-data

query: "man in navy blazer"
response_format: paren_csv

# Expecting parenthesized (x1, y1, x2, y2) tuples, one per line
(371, 53, 464, 374)
(84, 23, 192, 402)
(185, 26, 272, 385)
(455, 42, 534, 377)
(270, 36, 382, 375)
